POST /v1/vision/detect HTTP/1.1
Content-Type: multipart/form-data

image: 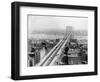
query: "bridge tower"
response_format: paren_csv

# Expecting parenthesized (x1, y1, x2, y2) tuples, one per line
(66, 26, 73, 33)
(66, 26, 73, 40)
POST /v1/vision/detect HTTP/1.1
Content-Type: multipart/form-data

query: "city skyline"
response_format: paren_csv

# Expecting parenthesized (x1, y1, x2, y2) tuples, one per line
(28, 15, 88, 36)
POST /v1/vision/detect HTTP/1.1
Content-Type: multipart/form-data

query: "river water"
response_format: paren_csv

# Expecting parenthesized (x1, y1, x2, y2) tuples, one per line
(28, 34, 64, 40)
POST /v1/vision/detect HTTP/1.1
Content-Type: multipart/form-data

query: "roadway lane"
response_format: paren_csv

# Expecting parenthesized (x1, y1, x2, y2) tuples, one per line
(37, 32, 72, 66)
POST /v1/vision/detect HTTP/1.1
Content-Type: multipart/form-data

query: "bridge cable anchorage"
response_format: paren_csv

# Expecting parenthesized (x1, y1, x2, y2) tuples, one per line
(37, 32, 72, 66)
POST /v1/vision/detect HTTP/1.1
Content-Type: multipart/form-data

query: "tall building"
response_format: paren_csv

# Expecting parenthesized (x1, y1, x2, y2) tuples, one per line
(28, 49, 40, 66)
(34, 50, 40, 65)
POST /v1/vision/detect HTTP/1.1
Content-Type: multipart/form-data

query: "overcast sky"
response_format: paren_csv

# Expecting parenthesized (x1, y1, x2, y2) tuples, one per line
(28, 15, 88, 35)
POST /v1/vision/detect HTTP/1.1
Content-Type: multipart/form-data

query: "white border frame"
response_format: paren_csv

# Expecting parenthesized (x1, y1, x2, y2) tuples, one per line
(20, 6, 95, 76)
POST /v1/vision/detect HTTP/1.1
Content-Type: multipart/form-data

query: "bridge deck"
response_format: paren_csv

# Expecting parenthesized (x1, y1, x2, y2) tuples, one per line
(37, 32, 72, 66)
